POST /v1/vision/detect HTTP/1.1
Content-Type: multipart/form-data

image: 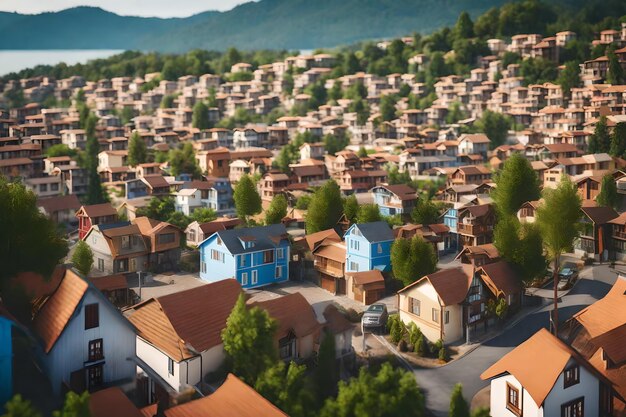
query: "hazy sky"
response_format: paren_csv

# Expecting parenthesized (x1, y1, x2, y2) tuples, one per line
(0, 0, 253, 18)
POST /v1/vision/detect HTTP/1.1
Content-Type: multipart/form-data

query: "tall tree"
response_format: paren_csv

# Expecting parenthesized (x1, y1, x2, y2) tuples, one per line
(609, 122, 626, 158)
(411, 198, 440, 225)
(379, 95, 398, 122)
(255, 361, 314, 417)
(596, 174, 619, 210)
(556, 61, 581, 96)
(305, 180, 343, 234)
(449, 384, 470, 417)
(169, 142, 202, 179)
(391, 236, 437, 286)
(356, 204, 382, 223)
(265, 194, 288, 225)
(84, 112, 108, 204)
(221, 294, 277, 384)
(475, 110, 511, 149)
(343, 195, 359, 224)
(607, 51, 625, 85)
(320, 363, 424, 417)
(492, 153, 541, 216)
(314, 330, 338, 401)
(127, 131, 148, 167)
(137, 197, 175, 221)
(71, 241, 93, 276)
(454, 11, 474, 40)
(233, 174, 262, 222)
(192, 101, 211, 130)
(588, 116, 611, 154)
(494, 216, 546, 285)
(536, 176, 581, 335)
(190, 207, 218, 224)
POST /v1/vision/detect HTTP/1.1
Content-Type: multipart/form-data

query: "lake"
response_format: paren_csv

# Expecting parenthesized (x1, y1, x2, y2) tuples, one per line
(0, 50, 124, 76)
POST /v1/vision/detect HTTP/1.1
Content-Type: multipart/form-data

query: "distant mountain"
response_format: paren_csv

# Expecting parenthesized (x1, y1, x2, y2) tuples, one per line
(0, 0, 513, 52)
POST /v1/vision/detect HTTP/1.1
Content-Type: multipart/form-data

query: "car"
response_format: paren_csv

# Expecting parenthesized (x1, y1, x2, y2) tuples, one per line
(361, 303, 388, 332)
(557, 262, 578, 289)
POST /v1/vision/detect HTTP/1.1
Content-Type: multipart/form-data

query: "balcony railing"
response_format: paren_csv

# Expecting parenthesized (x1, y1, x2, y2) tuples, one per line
(457, 223, 492, 236)
(314, 260, 344, 277)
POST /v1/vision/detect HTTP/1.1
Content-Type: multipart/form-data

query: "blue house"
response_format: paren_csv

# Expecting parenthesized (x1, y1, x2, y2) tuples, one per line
(0, 303, 14, 405)
(442, 207, 459, 252)
(345, 221, 394, 273)
(370, 184, 418, 217)
(198, 224, 290, 289)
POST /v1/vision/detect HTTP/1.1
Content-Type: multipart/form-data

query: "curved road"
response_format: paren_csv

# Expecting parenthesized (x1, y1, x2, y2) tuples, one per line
(410, 264, 619, 416)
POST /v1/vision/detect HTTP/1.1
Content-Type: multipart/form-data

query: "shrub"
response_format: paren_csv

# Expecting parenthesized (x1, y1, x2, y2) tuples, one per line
(415, 335, 427, 356)
(438, 346, 449, 362)
(398, 339, 408, 352)
(408, 322, 422, 347)
(390, 319, 405, 344)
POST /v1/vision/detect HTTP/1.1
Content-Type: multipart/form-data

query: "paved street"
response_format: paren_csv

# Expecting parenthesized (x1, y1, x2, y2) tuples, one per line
(411, 263, 620, 416)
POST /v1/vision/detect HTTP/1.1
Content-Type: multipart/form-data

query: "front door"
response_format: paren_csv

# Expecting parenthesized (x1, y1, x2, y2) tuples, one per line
(130, 258, 137, 272)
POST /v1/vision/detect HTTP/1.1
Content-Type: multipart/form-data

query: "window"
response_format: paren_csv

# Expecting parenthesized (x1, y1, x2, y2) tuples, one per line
(217, 237, 223, 245)
(40, 184, 47, 192)
(239, 255, 247, 267)
(561, 397, 584, 417)
(242, 272, 248, 286)
(409, 298, 420, 316)
(168, 358, 175, 376)
(88, 339, 103, 362)
(51, 183, 59, 191)
(85, 304, 99, 329)
(275, 266, 282, 279)
(188, 230, 196, 242)
(377, 244, 382, 254)
(263, 250, 274, 264)
(277, 248, 284, 259)
(252, 270, 258, 285)
(158, 233, 176, 244)
(564, 365, 580, 388)
(87, 364, 103, 389)
(279, 332, 296, 360)
(432, 308, 439, 324)
(121, 235, 130, 249)
(349, 262, 359, 272)
(445, 310, 450, 324)
(97, 258, 104, 272)
(201, 262, 206, 273)
(211, 249, 224, 262)
(117, 259, 128, 272)
(506, 383, 521, 416)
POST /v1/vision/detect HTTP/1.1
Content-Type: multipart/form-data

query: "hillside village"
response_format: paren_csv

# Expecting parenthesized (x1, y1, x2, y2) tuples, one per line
(1, 3, 626, 417)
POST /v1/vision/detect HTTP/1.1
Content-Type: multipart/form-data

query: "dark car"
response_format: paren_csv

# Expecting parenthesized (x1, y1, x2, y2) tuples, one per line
(558, 262, 578, 290)
(361, 303, 388, 332)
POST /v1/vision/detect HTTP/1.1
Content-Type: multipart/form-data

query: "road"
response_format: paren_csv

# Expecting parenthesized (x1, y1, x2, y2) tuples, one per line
(409, 263, 620, 416)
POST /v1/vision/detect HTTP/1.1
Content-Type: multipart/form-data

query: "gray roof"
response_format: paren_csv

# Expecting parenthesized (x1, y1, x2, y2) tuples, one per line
(352, 221, 394, 242)
(214, 224, 288, 255)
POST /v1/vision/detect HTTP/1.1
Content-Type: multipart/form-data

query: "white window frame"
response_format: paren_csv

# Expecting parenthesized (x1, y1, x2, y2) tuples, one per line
(241, 272, 248, 286)
(252, 270, 258, 285)
(277, 248, 284, 259)
(275, 266, 282, 279)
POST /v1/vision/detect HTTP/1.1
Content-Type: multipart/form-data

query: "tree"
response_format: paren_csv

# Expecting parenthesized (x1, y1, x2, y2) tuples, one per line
(536, 176, 581, 335)
(391, 236, 437, 286)
(474, 110, 511, 149)
(192, 101, 211, 130)
(492, 153, 541, 216)
(343, 195, 359, 224)
(265, 194, 288, 225)
(169, 142, 202, 179)
(588, 116, 611, 154)
(379, 95, 398, 122)
(71, 241, 93, 276)
(323, 132, 349, 155)
(320, 363, 424, 417)
(84, 112, 108, 205)
(305, 180, 343, 234)
(295, 195, 311, 210)
(45, 144, 77, 158)
(160, 94, 176, 109)
(165, 211, 191, 231)
(222, 294, 277, 384)
(0, 179, 68, 290)
(596, 174, 618, 210)
(1, 394, 41, 417)
(233, 174, 262, 222)
(471, 408, 491, 417)
(137, 197, 176, 221)
(190, 207, 218, 224)
(607, 51, 624, 85)
(314, 330, 338, 401)
(454, 11, 474, 40)
(556, 61, 581, 96)
(449, 384, 470, 417)
(610, 122, 626, 158)
(52, 391, 90, 417)
(127, 132, 148, 167)
(255, 361, 314, 417)
(357, 146, 368, 158)
(411, 198, 440, 225)
(356, 204, 381, 224)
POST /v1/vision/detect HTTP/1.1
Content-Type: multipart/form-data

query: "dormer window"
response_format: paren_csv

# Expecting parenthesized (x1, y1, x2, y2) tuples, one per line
(564, 365, 580, 388)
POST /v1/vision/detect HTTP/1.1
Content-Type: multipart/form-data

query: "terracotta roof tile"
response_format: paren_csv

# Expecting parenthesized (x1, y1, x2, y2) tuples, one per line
(252, 293, 320, 339)
(478, 261, 522, 298)
(89, 274, 128, 292)
(399, 266, 473, 306)
(78, 203, 117, 218)
(89, 387, 144, 417)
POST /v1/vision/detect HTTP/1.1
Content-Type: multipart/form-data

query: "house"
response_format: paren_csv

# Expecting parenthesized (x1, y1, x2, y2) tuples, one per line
(313, 239, 346, 294)
(163, 373, 288, 417)
(609, 212, 626, 261)
(397, 262, 521, 344)
(300, 142, 325, 161)
(370, 184, 418, 217)
(89, 275, 133, 308)
(84, 222, 149, 275)
(127, 280, 242, 405)
(457, 134, 491, 158)
(252, 293, 321, 362)
(457, 204, 496, 248)
(394, 223, 452, 256)
(481, 328, 615, 417)
(259, 172, 292, 202)
(37, 194, 81, 227)
(517, 200, 541, 223)
(184, 218, 242, 247)
(576, 205, 618, 261)
(0, 302, 16, 405)
(76, 203, 118, 240)
(345, 270, 386, 305)
(30, 268, 136, 395)
(447, 166, 492, 187)
(456, 243, 500, 267)
(198, 224, 290, 289)
(345, 221, 394, 273)
(322, 304, 355, 359)
(134, 217, 183, 273)
(125, 175, 170, 199)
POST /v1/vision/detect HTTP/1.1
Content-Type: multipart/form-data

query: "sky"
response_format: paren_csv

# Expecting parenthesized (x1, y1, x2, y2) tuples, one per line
(0, 0, 253, 18)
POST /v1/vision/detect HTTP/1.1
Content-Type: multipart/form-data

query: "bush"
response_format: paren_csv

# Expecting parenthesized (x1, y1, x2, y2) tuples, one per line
(408, 322, 422, 347)
(398, 339, 408, 352)
(415, 335, 427, 357)
(438, 346, 449, 362)
(390, 319, 404, 344)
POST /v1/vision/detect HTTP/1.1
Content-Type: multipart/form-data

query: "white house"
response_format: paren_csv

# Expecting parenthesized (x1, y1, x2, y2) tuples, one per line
(60, 129, 86, 150)
(233, 128, 258, 149)
(126, 279, 242, 404)
(31, 268, 136, 396)
(481, 328, 613, 417)
(174, 188, 203, 216)
(457, 133, 490, 157)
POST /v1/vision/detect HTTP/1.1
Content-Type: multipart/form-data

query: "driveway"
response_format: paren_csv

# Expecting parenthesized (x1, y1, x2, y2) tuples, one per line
(410, 263, 619, 416)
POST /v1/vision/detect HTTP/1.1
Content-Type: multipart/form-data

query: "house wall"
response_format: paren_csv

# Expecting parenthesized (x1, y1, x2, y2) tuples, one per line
(42, 289, 136, 396)
(543, 359, 600, 417)
(490, 374, 542, 417)
(199, 234, 237, 283)
(0, 318, 12, 405)
(345, 226, 392, 273)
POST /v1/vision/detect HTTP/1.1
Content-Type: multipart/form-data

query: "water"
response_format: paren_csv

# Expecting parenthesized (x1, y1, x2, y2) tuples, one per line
(0, 49, 124, 76)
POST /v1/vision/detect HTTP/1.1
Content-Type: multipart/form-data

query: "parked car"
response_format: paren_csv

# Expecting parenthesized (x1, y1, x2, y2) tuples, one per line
(361, 303, 388, 332)
(557, 262, 578, 290)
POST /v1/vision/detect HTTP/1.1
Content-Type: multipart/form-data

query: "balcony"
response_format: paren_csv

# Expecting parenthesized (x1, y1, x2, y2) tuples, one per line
(457, 223, 492, 236)
(314, 259, 344, 278)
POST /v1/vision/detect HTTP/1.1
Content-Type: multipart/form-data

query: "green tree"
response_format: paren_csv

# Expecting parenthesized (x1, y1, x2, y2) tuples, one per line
(610, 122, 626, 158)
(411, 198, 440, 225)
(536, 176, 581, 335)
(474, 110, 511, 149)
(265, 194, 288, 225)
(165, 211, 191, 231)
(379, 95, 398, 122)
(255, 361, 314, 417)
(449, 384, 470, 417)
(305, 180, 343, 233)
(52, 391, 90, 417)
(295, 195, 311, 210)
(119, 106, 135, 125)
(323, 132, 350, 155)
(596, 174, 618, 210)
(588, 116, 611, 154)
(127, 132, 148, 167)
(1, 394, 41, 417)
(607, 51, 624, 85)
(169, 142, 202, 179)
(320, 363, 424, 417)
(45, 144, 77, 158)
(357, 147, 368, 158)
(190, 207, 218, 224)
(0, 179, 68, 289)
(556, 61, 581, 96)
(71, 241, 93, 276)
(314, 330, 338, 401)
(445, 102, 466, 124)
(222, 294, 277, 384)
(471, 408, 491, 417)
(343, 194, 359, 224)
(492, 153, 541, 216)
(391, 236, 437, 286)
(137, 197, 176, 221)
(84, 112, 108, 205)
(160, 94, 176, 109)
(454, 11, 474, 40)
(233, 174, 262, 222)
(356, 204, 382, 223)
(192, 101, 211, 130)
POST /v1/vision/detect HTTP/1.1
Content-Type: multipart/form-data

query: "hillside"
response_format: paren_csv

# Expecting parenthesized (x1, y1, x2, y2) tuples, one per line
(0, 0, 512, 52)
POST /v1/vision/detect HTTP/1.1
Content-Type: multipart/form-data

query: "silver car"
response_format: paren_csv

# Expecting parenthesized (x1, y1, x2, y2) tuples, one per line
(361, 303, 388, 332)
